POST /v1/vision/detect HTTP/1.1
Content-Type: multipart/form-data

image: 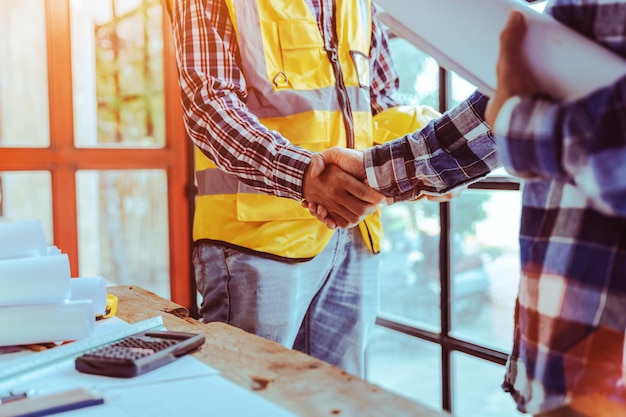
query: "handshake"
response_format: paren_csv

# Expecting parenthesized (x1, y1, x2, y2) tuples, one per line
(301, 147, 462, 230)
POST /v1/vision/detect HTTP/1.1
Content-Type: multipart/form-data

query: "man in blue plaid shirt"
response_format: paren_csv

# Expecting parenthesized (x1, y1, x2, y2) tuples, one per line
(307, 0, 626, 415)
(484, 3, 626, 415)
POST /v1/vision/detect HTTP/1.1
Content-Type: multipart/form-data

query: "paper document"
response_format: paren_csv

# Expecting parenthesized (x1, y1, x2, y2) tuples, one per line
(63, 374, 298, 417)
(0, 317, 295, 417)
(0, 317, 218, 393)
(376, 0, 626, 100)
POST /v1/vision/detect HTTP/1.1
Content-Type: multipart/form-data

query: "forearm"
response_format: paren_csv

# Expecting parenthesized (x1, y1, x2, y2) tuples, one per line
(494, 74, 626, 216)
(181, 94, 313, 201)
(172, 0, 312, 201)
(364, 91, 498, 202)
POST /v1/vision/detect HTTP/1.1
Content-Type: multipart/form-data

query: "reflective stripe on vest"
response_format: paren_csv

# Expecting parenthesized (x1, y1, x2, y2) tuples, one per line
(193, 0, 382, 259)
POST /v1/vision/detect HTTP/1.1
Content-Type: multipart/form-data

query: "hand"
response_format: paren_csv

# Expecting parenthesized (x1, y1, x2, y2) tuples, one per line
(302, 147, 374, 229)
(421, 186, 467, 202)
(308, 147, 366, 180)
(302, 154, 384, 229)
(485, 11, 541, 127)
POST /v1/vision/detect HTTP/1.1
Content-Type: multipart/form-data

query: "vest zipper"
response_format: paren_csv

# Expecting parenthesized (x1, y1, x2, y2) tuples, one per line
(325, 5, 355, 149)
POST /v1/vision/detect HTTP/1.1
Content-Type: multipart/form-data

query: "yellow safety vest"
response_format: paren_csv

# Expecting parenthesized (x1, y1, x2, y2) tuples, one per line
(192, 0, 382, 260)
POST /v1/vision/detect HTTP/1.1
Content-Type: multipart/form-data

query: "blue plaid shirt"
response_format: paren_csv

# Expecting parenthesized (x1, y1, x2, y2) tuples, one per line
(365, 0, 626, 413)
(496, 0, 626, 413)
(364, 91, 498, 202)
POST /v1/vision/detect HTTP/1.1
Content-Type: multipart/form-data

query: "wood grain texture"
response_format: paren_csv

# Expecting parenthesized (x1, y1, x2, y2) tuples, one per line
(109, 285, 451, 417)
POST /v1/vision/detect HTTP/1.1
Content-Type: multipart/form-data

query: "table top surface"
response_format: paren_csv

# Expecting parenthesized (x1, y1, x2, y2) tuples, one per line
(108, 285, 451, 417)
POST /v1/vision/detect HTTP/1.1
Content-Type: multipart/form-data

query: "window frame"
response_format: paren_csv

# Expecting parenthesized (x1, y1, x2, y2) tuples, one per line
(0, 0, 195, 310)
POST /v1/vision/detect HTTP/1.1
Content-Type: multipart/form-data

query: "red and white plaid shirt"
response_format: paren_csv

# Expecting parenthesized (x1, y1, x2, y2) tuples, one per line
(171, 0, 400, 201)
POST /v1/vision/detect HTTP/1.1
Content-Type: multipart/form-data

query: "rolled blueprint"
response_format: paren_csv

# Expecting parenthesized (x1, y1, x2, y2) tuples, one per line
(0, 254, 71, 306)
(0, 300, 95, 346)
(376, 0, 626, 100)
(0, 219, 48, 260)
(70, 276, 108, 316)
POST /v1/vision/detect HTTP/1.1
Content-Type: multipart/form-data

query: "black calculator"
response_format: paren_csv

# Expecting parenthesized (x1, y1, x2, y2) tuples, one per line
(75, 330, 205, 378)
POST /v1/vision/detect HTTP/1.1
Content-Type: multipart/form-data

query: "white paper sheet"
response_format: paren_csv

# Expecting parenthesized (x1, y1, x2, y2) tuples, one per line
(0, 219, 47, 260)
(0, 254, 71, 306)
(0, 318, 290, 417)
(0, 317, 154, 382)
(376, 0, 626, 100)
(66, 374, 298, 417)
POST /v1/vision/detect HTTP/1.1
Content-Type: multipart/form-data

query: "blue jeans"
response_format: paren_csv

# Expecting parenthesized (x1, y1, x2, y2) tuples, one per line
(192, 227, 380, 377)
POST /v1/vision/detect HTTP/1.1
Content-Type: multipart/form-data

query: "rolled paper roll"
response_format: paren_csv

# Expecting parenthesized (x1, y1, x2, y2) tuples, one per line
(376, 0, 626, 101)
(47, 246, 62, 256)
(0, 254, 71, 306)
(0, 301, 95, 346)
(70, 276, 108, 317)
(0, 219, 47, 260)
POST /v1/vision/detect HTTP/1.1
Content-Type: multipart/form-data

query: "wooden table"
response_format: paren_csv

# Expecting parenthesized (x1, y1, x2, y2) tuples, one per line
(109, 285, 451, 417)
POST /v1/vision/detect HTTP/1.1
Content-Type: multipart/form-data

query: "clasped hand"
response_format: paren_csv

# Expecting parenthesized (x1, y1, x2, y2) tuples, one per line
(301, 147, 382, 229)
(302, 147, 462, 229)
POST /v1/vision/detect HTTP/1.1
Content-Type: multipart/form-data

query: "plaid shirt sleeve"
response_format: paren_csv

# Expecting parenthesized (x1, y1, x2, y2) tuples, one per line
(363, 91, 499, 202)
(171, 0, 313, 202)
(369, 3, 401, 114)
(494, 74, 626, 217)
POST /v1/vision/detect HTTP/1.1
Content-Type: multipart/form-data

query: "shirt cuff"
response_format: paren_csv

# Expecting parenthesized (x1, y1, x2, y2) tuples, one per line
(493, 96, 522, 135)
(364, 148, 380, 190)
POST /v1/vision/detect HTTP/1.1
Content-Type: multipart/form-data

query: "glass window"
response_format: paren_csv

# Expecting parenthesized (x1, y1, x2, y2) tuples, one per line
(375, 14, 527, 414)
(379, 200, 441, 330)
(71, 0, 165, 147)
(0, 171, 53, 242)
(366, 326, 442, 411)
(388, 37, 439, 109)
(449, 72, 477, 108)
(452, 352, 519, 417)
(76, 169, 170, 298)
(449, 190, 520, 352)
(0, 0, 50, 148)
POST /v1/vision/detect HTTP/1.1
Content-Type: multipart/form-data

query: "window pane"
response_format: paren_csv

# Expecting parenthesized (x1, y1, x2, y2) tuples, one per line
(366, 326, 442, 411)
(449, 71, 477, 109)
(379, 201, 441, 330)
(0, 0, 50, 147)
(388, 37, 439, 109)
(0, 171, 53, 242)
(71, 0, 165, 148)
(76, 170, 170, 299)
(452, 352, 519, 417)
(449, 190, 521, 352)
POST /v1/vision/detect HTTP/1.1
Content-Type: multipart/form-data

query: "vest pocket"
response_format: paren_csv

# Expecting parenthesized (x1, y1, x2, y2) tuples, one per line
(277, 20, 331, 89)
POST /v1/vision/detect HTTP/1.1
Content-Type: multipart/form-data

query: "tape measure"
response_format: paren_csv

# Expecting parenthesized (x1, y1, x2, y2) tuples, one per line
(0, 316, 165, 383)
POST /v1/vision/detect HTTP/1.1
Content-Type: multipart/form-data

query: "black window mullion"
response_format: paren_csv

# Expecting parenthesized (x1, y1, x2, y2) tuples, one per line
(440, 200, 452, 412)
